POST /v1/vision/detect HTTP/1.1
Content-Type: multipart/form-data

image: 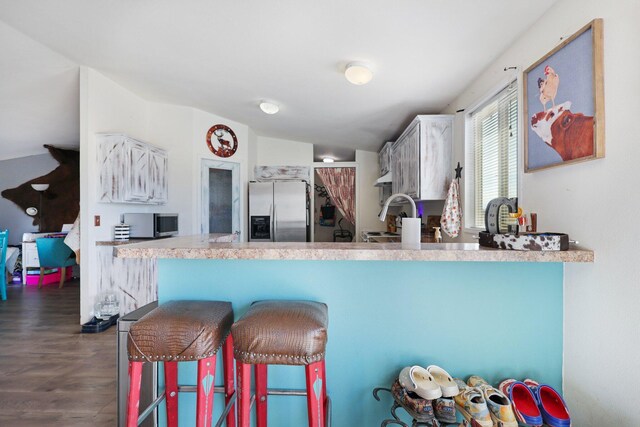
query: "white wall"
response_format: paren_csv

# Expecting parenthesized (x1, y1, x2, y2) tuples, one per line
(355, 150, 386, 235)
(79, 68, 250, 322)
(444, 1, 640, 424)
(255, 136, 314, 167)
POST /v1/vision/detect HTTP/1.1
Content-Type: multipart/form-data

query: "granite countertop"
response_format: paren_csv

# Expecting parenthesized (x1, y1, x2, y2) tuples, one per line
(113, 234, 594, 263)
(96, 239, 149, 246)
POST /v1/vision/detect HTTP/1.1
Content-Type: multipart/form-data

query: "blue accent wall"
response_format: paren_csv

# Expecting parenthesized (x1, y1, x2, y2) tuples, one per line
(157, 259, 563, 426)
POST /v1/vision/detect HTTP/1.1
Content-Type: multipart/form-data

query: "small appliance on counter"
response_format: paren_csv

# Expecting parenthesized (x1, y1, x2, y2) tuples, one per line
(123, 213, 178, 238)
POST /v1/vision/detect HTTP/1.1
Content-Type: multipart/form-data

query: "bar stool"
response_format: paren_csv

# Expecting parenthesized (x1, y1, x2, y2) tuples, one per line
(126, 300, 236, 427)
(231, 300, 329, 427)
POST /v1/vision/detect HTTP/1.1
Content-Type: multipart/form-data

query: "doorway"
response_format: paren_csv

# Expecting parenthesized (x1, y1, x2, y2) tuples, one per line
(313, 166, 356, 243)
(201, 159, 241, 238)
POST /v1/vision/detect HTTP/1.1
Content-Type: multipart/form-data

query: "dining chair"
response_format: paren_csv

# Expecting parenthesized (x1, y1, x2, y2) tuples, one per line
(0, 230, 8, 300)
(35, 237, 77, 288)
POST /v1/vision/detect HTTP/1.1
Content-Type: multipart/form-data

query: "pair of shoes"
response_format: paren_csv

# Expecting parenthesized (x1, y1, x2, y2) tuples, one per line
(466, 376, 518, 427)
(453, 378, 493, 427)
(398, 365, 459, 400)
(390, 379, 436, 423)
(499, 379, 570, 426)
(398, 365, 459, 424)
(523, 379, 571, 427)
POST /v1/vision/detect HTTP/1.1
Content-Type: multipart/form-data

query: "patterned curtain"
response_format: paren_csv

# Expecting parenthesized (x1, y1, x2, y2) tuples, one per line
(316, 168, 356, 225)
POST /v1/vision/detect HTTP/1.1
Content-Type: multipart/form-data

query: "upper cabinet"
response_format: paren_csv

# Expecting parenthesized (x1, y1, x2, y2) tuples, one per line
(378, 141, 393, 176)
(97, 134, 168, 204)
(391, 115, 452, 200)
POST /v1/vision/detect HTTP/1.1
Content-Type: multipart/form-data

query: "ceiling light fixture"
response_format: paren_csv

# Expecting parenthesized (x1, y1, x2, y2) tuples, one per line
(344, 62, 373, 85)
(323, 158, 334, 163)
(259, 101, 279, 115)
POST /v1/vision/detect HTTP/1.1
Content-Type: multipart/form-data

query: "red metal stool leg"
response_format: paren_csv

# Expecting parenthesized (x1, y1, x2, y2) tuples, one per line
(126, 361, 144, 427)
(255, 364, 268, 427)
(305, 361, 326, 427)
(223, 335, 236, 427)
(196, 355, 217, 427)
(237, 361, 252, 427)
(164, 361, 179, 427)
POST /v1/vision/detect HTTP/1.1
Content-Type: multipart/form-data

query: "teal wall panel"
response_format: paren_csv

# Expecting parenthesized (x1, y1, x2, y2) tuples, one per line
(156, 259, 563, 426)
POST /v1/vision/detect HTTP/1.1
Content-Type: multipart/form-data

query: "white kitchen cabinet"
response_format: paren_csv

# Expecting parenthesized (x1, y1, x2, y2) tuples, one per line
(378, 141, 393, 176)
(97, 134, 168, 204)
(96, 244, 157, 315)
(148, 147, 168, 204)
(391, 115, 452, 200)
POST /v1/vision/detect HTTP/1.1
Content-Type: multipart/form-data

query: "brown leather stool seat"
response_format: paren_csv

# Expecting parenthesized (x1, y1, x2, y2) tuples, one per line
(231, 300, 328, 366)
(128, 300, 234, 362)
(126, 300, 236, 427)
(232, 300, 330, 426)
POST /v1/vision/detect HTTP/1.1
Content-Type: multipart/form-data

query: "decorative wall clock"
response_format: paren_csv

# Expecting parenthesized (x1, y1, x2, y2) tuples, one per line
(206, 124, 238, 158)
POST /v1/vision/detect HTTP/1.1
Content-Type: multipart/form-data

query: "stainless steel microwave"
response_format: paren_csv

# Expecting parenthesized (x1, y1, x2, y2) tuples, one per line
(123, 213, 179, 238)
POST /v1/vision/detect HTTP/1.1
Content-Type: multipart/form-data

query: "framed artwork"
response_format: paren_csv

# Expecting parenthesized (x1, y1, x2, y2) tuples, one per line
(524, 19, 604, 172)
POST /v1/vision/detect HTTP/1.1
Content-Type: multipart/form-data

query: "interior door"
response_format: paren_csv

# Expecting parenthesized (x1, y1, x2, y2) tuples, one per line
(201, 160, 241, 239)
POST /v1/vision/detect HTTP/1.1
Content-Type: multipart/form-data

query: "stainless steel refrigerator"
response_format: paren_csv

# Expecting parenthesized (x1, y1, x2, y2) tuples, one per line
(249, 181, 309, 242)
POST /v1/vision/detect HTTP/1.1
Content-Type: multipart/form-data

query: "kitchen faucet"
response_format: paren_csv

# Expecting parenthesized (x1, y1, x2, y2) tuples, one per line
(379, 193, 421, 249)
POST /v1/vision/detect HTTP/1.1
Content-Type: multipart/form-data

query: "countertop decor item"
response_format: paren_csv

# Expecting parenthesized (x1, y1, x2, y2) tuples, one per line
(114, 223, 130, 241)
(479, 232, 570, 251)
(524, 19, 604, 172)
(206, 124, 238, 158)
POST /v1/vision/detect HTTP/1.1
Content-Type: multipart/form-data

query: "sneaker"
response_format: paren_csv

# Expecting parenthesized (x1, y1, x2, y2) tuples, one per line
(433, 396, 457, 424)
(399, 366, 443, 400)
(523, 379, 571, 427)
(453, 378, 493, 427)
(466, 376, 517, 427)
(427, 365, 460, 397)
(391, 379, 436, 423)
(498, 379, 543, 426)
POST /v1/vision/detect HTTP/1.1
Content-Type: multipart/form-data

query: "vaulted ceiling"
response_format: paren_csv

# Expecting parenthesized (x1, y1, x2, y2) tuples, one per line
(0, 0, 559, 160)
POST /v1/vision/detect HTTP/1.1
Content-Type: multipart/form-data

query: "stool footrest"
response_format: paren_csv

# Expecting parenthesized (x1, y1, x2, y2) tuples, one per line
(135, 387, 237, 427)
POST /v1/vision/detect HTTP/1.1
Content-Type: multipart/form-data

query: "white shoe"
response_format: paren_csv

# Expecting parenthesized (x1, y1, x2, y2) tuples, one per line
(426, 365, 459, 397)
(399, 366, 443, 400)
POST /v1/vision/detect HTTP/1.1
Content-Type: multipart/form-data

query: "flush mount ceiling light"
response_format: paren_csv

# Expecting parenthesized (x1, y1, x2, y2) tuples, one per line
(323, 157, 334, 163)
(259, 101, 279, 115)
(344, 62, 373, 85)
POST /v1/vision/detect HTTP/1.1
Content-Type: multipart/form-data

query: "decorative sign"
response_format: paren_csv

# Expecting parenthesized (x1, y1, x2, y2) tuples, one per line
(206, 124, 238, 158)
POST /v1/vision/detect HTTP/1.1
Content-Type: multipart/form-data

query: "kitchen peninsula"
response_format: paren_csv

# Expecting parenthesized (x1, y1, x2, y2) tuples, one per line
(115, 235, 593, 426)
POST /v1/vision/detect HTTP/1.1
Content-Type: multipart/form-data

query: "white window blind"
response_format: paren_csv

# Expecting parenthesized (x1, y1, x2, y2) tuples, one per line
(471, 83, 518, 230)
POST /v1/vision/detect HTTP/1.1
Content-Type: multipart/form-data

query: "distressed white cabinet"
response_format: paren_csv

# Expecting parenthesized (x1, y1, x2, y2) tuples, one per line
(391, 115, 452, 200)
(148, 147, 168, 204)
(96, 244, 157, 315)
(378, 141, 393, 176)
(97, 134, 168, 204)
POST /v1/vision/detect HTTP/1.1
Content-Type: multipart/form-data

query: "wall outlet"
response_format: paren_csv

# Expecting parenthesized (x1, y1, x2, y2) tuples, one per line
(94, 215, 101, 226)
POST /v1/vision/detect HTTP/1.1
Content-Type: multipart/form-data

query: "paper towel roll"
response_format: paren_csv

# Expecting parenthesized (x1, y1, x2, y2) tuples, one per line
(401, 217, 422, 249)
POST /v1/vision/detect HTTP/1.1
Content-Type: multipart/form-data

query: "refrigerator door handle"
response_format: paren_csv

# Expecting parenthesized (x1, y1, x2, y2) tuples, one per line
(273, 203, 277, 242)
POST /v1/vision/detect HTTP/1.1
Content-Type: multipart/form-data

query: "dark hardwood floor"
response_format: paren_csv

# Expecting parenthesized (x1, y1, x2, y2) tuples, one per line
(0, 280, 117, 426)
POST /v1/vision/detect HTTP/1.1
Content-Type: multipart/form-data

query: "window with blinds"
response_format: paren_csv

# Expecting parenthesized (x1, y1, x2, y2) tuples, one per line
(470, 83, 518, 230)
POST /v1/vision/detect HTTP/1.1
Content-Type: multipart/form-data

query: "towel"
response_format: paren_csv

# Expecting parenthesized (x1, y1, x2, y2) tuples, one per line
(64, 214, 80, 262)
(441, 179, 462, 238)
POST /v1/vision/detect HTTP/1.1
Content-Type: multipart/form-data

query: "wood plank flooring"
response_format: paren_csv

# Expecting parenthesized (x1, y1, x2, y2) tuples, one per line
(0, 280, 117, 426)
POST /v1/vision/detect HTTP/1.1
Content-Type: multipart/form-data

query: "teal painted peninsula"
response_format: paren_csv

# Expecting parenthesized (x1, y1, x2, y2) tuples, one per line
(115, 235, 593, 426)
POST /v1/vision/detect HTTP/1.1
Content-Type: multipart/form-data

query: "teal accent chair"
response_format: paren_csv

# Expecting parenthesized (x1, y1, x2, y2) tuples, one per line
(0, 230, 8, 300)
(35, 237, 77, 288)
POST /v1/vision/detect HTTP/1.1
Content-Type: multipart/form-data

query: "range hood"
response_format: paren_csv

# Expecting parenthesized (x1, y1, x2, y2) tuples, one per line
(374, 172, 392, 187)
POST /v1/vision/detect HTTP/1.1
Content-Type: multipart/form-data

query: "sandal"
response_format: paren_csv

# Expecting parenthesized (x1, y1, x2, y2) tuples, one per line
(427, 365, 460, 397)
(399, 366, 443, 400)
